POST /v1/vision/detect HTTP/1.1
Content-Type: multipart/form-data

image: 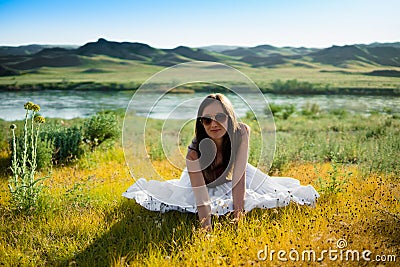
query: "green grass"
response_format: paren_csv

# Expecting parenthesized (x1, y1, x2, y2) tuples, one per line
(0, 110, 399, 266)
(1, 55, 400, 92)
(0, 56, 163, 86)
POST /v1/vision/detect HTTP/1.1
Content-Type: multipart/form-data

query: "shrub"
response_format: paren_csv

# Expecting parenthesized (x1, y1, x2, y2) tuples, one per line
(245, 111, 257, 121)
(36, 138, 53, 169)
(316, 154, 350, 195)
(147, 139, 165, 161)
(270, 79, 314, 94)
(301, 102, 321, 116)
(83, 112, 119, 149)
(41, 124, 83, 164)
(266, 103, 296, 120)
(329, 108, 348, 118)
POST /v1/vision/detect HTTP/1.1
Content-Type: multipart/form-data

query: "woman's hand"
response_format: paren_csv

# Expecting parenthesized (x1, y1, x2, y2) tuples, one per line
(232, 209, 246, 223)
(200, 217, 213, 232)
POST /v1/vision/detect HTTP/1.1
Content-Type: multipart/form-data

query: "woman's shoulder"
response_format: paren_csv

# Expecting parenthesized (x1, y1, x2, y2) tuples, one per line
(238, 122, 250, 135)
(188, 138, 198, 150)
(186, 148, 199, 160)
(186, 138, 199, 160)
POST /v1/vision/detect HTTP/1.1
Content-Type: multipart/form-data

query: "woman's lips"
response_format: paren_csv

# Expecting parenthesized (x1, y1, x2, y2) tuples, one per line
(210, 129, 221, 132)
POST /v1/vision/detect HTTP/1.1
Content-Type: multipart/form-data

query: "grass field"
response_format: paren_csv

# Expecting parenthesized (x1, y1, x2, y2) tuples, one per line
(1, 56, 400, 91)
(0, 109, 399, 266)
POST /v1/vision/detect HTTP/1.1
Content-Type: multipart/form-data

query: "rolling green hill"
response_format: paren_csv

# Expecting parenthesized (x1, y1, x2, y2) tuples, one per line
(308, 45, 400, 67)
(0, 44, 78, 56)
(0, 38, 399, 94)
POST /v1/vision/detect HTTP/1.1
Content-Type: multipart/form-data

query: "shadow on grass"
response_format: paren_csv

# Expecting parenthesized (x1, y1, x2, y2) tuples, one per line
(0, 150, 11, 180)
(373, 213, 400, 254)
(64, 199, 198, 266)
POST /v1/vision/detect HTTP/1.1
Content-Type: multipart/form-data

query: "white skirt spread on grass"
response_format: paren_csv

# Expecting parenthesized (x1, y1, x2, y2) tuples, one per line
(122, 163, 320, 215)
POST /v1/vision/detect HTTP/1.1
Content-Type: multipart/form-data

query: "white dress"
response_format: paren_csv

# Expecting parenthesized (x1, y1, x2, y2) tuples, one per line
(122, 163, 320, 215)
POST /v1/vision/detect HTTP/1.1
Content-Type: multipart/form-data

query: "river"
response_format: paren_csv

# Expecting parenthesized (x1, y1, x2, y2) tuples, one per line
(1, 90, 399, 121)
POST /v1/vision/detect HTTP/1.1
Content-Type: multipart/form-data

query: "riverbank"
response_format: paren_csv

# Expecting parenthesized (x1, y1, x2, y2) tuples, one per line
(0, 81, 399, 96)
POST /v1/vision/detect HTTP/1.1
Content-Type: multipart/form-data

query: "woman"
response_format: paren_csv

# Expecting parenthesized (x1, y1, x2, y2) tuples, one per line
(123, 93, 319, 230)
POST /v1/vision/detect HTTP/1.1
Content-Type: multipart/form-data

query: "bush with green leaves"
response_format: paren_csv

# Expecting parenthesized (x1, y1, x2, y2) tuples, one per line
(270, 79, 315, 93)
(266, 103, 296, 120)
(83, 111, 120, 149)
(316, 152, 351, 195)
(301, 102, 321, 117)
(329, 108, 348, 118)
(40, 124, 83, 164)
(12, 123, 84, 168)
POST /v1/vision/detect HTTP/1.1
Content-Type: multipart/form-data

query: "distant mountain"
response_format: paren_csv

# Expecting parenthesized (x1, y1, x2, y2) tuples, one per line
(76, 39, 220, 66)
(215, 43, 400, 68)
(9, 54, 81, 70)
(2, 46, 81, 70)
(0, 38, 224, 71)
(0, 64, 20, 76)
(0, 39, 399, 75)
(222, 44, 279, 57)
(163, 46, 219, 61)
(308, 44, 400, 67)
(0, 44, 78, 56)
(218, 45, 319, 67)
(77, 38, 163, 61)
(200, 45, 244, 53)
(241, 54, 288, 67)
(221, 44, 318, 57)
(357, 42, 400, 48)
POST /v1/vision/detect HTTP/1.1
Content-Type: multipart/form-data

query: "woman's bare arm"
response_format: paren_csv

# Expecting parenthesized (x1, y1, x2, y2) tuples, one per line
(232, 123, 250, 219)
(186, 149, 212, 230)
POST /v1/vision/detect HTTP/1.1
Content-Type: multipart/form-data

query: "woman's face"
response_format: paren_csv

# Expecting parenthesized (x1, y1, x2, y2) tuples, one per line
(200, 101, 228, 142)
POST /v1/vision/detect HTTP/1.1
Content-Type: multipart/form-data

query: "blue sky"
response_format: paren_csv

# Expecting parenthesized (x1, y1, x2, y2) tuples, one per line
(0, 0, 399, 48)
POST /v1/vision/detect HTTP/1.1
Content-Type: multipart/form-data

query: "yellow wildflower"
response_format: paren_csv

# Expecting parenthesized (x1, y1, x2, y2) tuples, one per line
(34, 116, 45, 124)
(24, 101, 34, 110)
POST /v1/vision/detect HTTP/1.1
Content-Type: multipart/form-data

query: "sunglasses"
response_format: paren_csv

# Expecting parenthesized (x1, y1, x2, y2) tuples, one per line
(199, 113, 228, 125)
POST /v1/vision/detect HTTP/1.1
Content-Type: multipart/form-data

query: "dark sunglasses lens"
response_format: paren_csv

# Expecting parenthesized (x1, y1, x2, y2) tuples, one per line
(215, 113, 227, 122)
(201, 117, 212, 125)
